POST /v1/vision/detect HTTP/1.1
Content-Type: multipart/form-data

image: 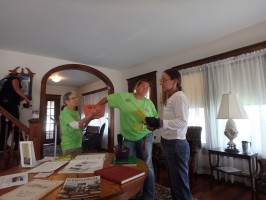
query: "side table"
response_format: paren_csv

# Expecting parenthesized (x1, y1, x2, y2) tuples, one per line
(208, 148, 259, 200)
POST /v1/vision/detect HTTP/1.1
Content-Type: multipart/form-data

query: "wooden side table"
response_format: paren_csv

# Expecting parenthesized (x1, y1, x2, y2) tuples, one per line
(208, 148, 259, 200)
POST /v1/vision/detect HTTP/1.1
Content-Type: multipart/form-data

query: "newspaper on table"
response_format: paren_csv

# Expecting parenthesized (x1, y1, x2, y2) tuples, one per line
(27, 161, 69, 173)
(0, 172, 28, 189)
(58, 159, 104, 173)
(0, 179, 63, 200)
(73, 153, 106, 160)
(56, 176, 101, 199)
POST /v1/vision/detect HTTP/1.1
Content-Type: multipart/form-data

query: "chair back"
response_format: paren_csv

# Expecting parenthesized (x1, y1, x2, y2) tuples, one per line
(99, 123, 106, 140)
(186, 126, 202, 156)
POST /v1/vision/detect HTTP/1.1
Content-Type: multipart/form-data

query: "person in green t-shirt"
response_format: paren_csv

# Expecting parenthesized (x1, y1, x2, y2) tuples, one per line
(97, 79, 158, 200)
(60, 92, 103, 156)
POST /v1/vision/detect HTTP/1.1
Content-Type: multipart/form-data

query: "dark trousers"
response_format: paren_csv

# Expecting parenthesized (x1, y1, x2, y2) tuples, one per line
(0, 102, 20, 151)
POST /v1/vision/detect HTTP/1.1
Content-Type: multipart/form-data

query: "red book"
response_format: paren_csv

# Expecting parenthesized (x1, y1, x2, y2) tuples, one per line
(83, 104, 105, 119)
(94, 165, 145, 184)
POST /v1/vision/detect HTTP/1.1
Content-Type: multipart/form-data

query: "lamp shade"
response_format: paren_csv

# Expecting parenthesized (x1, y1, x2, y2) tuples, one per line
(217, 93, 248, 119)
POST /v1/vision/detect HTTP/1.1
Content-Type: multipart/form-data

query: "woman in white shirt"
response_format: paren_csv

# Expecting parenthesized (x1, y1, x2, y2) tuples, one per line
(159, 69, 192, 200)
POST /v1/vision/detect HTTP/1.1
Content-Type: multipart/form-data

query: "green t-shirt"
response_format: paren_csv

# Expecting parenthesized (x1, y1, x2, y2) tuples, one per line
(59, 107, 82, 151)
(107, 92, 158, 141)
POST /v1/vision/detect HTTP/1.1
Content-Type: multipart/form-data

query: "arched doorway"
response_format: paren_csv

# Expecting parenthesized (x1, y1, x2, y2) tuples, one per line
(39, 64, 114, 154)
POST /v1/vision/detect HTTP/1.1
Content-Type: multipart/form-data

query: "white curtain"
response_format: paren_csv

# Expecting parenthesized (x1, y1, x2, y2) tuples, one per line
(82, 90, 109, 149)
(180, 48, 266, 159)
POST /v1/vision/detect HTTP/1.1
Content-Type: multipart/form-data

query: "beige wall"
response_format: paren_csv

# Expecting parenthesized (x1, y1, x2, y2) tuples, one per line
(123, 20, 266, 115)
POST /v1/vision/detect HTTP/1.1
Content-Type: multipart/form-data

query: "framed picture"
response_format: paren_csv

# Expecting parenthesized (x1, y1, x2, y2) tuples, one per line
(21, 75, 31, 97)
(9, 67, 35, 100)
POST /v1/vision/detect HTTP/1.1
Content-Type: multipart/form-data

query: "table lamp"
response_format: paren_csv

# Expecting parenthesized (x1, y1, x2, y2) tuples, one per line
(217, 92, 248, 153)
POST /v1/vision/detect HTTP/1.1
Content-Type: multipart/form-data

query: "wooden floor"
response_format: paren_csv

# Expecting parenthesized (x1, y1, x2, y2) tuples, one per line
(156, 168, 266, 200)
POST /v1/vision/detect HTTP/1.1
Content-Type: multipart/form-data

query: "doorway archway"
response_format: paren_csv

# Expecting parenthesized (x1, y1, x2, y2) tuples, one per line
(40, 64, 114, 153)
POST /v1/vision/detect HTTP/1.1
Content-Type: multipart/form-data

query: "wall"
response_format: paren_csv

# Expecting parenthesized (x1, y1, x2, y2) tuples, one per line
(0, 50, 124, 135)
(123, 21, 266, 111)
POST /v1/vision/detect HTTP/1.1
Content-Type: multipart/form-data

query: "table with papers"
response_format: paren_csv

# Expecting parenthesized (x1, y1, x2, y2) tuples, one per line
(0, 153, 148, 200)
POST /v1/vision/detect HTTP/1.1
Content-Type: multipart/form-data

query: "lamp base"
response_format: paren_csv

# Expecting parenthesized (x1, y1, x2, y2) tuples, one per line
(224, 144, 239, 153)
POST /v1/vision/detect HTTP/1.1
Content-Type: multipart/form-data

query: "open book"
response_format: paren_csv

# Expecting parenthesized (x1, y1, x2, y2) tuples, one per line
(56, 176, 101, 200)
(83, 104, 105, 119)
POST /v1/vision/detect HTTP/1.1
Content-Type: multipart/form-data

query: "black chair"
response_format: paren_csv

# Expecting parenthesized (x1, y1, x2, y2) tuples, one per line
(83, 123, 105, 152)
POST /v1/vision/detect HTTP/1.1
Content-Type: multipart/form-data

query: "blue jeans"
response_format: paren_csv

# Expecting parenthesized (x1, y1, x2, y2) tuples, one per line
(123, 132, 155, 200)
(161, 138, 192, 200)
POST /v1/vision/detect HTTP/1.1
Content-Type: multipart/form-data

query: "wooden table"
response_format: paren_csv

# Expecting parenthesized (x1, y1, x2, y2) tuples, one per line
(0, 153, 148, 200)
(208, 148, 259, 200)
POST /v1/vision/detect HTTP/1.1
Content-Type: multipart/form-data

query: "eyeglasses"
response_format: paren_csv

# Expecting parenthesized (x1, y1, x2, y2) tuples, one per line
(159, 79, 171, 83)
(68, 97, 78, 100)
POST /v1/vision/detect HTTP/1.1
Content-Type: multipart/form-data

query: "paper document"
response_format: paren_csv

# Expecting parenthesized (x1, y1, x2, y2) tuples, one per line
(0, 172, 28, 189)
(74, 153, 106, 160)
(27, 161, 69, 173)
(58, 159, 104, 173)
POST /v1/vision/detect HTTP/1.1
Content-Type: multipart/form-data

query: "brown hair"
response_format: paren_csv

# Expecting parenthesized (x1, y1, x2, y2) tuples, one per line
(163, 69, 182, 91)
(161, 69, 182, 106)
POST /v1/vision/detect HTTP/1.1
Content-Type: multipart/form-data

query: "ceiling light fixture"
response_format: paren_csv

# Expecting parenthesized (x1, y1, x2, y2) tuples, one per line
(51, 75, 61, 82)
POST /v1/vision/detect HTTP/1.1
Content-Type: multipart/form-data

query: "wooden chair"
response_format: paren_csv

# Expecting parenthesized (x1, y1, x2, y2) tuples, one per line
(256, 158, 266, 195)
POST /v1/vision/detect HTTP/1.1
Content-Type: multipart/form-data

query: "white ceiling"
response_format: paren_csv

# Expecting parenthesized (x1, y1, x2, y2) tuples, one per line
(1, 1, 266, 73)
(47, 70, 100, 87)
(0, 0, 266, 70)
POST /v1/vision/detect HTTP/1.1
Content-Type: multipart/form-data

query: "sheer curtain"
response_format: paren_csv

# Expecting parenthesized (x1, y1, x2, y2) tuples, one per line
(82, 90, 109, 149)
(180, 48, 266, 159)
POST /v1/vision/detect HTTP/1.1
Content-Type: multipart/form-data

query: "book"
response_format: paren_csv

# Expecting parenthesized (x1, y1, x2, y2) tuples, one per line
(56, 176, 101, 200)
(94, 165, 145, 184)
(216, 166, 241, 173)
(0, 179, 63, 200)
(111, 156, 137, 166)
(83, 104, 105, 119)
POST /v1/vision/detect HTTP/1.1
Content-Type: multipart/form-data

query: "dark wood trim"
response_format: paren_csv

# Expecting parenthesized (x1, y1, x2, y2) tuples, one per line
(40, 64, 114, 152)
(44, 94, 61, 144)
(173, 41, 266, 70)
(82, 87, 108, 96)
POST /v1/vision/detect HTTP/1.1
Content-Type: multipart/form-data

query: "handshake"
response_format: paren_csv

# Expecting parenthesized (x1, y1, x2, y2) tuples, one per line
(145, 117, 161, 130)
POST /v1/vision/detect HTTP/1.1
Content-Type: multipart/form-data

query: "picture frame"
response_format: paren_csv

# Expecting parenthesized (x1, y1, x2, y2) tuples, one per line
(9, 67, 35, 100)
(19, 141, 37, 168)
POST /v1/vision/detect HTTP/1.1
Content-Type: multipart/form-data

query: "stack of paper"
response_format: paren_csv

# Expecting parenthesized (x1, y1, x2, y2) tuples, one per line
(58, 154, 105, 173)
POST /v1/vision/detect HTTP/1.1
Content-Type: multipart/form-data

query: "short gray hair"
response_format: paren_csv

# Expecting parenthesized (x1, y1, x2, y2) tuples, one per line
(62, 92, 73, 105)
